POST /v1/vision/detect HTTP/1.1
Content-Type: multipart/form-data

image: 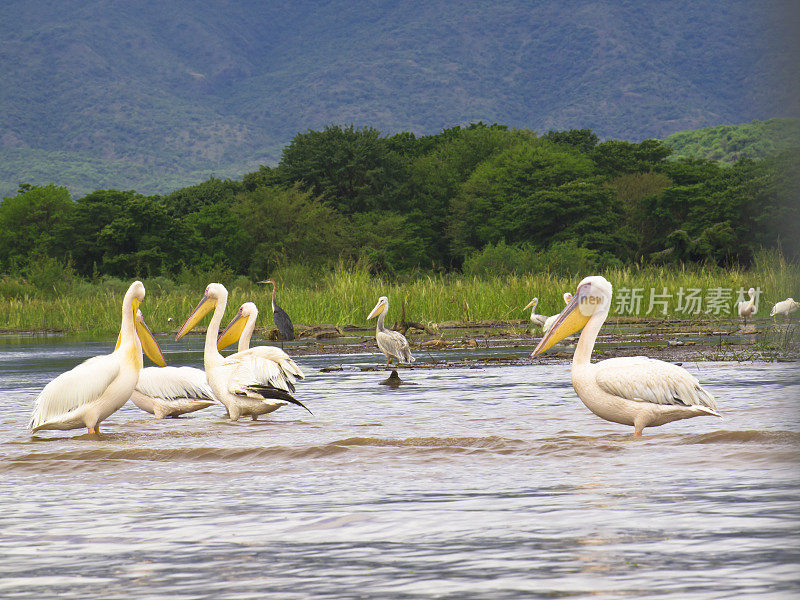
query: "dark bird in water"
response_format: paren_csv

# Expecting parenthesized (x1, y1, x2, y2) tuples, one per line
(258, 278, 295, 341)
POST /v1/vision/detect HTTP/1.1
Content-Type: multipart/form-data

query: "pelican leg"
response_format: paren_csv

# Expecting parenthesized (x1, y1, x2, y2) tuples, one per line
(88, 426, 98, 435)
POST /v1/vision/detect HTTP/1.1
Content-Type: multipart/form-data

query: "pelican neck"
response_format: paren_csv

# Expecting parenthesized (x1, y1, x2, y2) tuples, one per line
(204, 294, 228, 369)
(375, 304, 389, 332)
(573, 308, 607, 367)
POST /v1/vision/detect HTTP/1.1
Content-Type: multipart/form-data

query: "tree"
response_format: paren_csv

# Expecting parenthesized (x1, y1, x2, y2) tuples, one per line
(0, 184, 73, 270)
(277, 125, 404, 214)
(591, 139, 672, 176)
(448, 140, 609, 259)
(232, 184, 349, 277)
(544, 128, 599, 153)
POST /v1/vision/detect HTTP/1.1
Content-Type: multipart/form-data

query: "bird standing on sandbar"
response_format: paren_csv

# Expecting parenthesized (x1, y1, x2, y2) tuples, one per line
(367, 296, 415, 367)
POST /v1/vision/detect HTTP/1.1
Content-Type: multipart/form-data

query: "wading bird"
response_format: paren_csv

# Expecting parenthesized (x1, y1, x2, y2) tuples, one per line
(523, 297, 547, 328)
(30, 281, 166, 434)
(367, 296, 415, 367)
(542, 292, 574, 334)
(737, 287, 757, 326)
(130, 309, 217, 418)
(175, 283, 308, 421)
(531, 275, 720, 436)
(769, 298, 799, 321)
(258, 278, 295, 341)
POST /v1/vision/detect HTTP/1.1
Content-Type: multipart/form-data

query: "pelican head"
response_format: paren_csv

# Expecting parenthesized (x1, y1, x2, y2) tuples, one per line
(258, 278, 276, 286)
(115, 308, 166, 366)
(524, 297, 538, 311)
(368, 296, 389, 319)
(125, 280, 146, 316)
(531, 276, 612, 357)
(175, 283, 228, 340)
(748, 287, 755, 298)
(218, 302, 257, 350)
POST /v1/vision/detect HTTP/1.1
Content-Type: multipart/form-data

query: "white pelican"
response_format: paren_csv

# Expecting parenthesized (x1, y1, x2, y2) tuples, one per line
(523, 297, 547, 328)
(531, 275, 720, 436)
(367, 296, 415, 367)
(542, 292, 574, 333)
(175, 283, 308, 421)
(769, 298, 799, 321)
(30, 281, 165, 434)
(737, 287, 757, 326)
(218, 302, 259, 352)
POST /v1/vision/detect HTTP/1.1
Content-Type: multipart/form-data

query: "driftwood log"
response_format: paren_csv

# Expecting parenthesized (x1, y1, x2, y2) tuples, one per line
(391, 300, 437, 336)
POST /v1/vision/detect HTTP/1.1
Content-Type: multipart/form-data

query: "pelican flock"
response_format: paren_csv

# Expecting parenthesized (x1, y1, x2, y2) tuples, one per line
(175, 283, 308, 420)
(30, 281, 165, 434)
(531, 275, 720, 436)
(28, 271, 796, 438)
(368, 296, 415, 367)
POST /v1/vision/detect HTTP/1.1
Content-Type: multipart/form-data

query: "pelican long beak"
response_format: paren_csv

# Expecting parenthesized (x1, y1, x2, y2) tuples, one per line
(524, 299, 537, 311)
(136, 313, 167, 367)
(218, 310, 247, 350)
(367, 299, 385, 319)
(530, 287, 591, 357)
(175, 293, 216, 340)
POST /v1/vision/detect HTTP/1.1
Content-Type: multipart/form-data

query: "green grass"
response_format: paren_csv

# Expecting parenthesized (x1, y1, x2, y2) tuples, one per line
(1, 252, 797, 335)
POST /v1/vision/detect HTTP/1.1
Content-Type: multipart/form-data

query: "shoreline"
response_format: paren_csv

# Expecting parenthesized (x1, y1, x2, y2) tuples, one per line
(2, 317, 797, 363)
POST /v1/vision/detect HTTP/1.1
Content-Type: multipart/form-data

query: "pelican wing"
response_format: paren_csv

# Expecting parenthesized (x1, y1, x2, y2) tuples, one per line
(377, 330, 415, 362)
(595, 357, 719, 413)
(225, 346, 304, 396)
(530, 314, 547, 327)
(136, 366, 216, 401)
(30, 354, 121, 429)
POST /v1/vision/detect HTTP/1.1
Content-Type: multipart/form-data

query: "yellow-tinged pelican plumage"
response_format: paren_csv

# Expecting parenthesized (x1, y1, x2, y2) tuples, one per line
(523, 297, 547, 328)
(30, 281, 165, 434)
(542, 292, 573, 333)
(737, 287, 757, 325)
(769, 298, 799, 320)
(175, 284, 308, 421)
(368, 296, 415, 367)
(531, 275, 720, 436)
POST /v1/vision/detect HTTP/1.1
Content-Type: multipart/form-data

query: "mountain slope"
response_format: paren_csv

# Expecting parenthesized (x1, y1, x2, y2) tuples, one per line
(0, 0, 797, 197)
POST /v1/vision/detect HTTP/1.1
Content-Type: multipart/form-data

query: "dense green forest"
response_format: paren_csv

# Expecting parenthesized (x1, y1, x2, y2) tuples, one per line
(1, 123, 798, 285)
(1, 1, 796, 198)
(665, 119, 800, 163)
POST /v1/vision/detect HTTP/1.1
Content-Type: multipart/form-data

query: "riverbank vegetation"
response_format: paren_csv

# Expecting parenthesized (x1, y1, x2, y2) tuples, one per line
(1, 122, 797, 333)
(0, 250, 796, 335)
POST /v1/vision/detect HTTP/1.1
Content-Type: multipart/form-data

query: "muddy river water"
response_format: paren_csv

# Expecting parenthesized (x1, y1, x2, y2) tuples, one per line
(1, 334, 798, 599)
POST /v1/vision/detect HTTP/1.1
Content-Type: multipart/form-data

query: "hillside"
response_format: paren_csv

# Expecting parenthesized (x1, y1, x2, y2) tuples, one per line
(0, 0, 797, 197)
(664, 119, 800, 163)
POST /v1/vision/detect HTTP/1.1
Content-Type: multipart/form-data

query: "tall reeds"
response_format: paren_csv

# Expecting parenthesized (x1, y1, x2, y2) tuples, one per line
(1, 251, 797, 334)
